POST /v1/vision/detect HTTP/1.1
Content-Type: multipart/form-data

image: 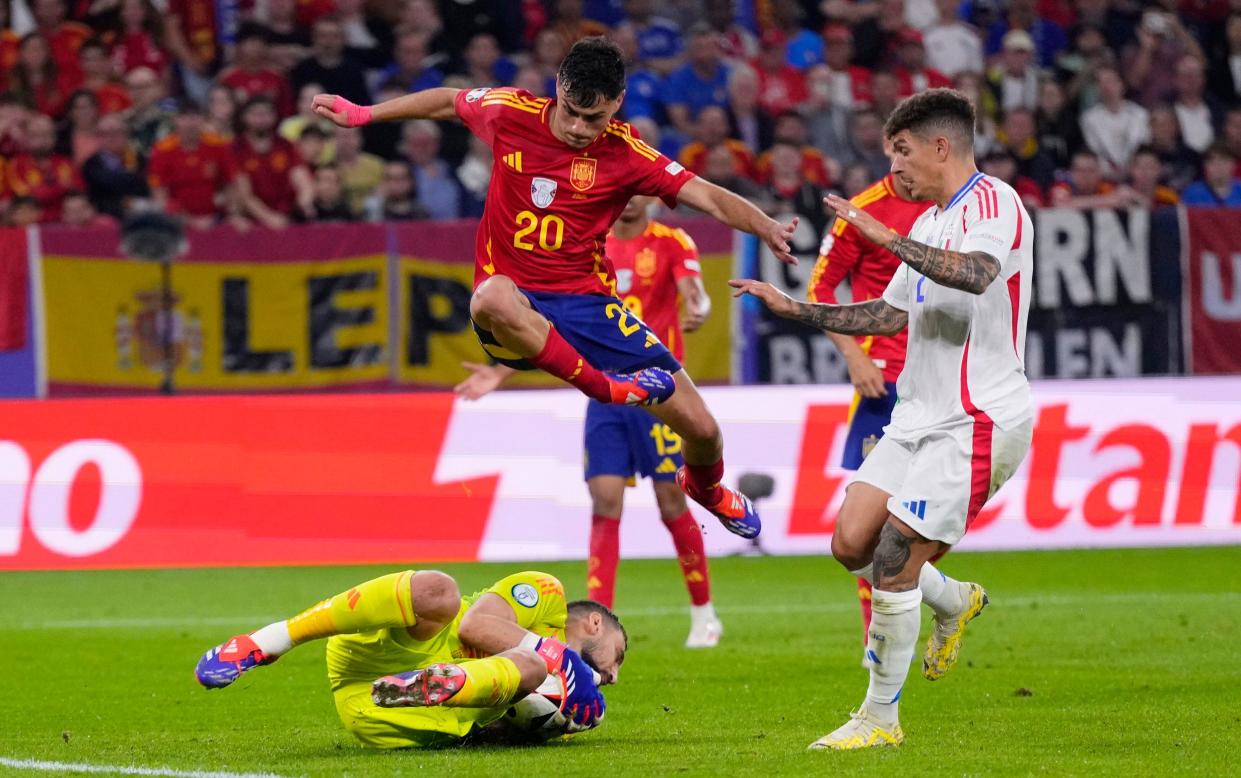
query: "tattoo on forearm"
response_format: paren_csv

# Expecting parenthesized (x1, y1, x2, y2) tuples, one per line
(888, 236, 1000, 294)
(872, 522, 914, 589)
(789, 298, 908, 336)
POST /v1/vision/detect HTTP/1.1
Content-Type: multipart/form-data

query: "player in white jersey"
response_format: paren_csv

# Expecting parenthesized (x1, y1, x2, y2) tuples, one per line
(731, 89, 1033, 750)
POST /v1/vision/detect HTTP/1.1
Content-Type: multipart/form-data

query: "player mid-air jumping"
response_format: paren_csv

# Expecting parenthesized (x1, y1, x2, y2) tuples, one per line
(456, 195, 723, 648)
(733, 89, 1034, 750)
(194, 569, 622, 748)
(313, 37, 798, 540)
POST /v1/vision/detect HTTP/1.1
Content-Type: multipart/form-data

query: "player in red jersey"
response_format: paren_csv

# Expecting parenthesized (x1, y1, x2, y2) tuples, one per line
(313, 38, 797, 539)
(807, 173, 931, 654)
(456, 195, 721, 648)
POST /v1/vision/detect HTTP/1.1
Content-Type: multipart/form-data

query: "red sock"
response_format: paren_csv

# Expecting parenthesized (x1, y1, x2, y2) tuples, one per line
(664, 510, 711, 606)
(587, 514, 620, 608)
(528, 327, 611, 402)
(682, 459, 725, 504)
(857, 577, 873, 643)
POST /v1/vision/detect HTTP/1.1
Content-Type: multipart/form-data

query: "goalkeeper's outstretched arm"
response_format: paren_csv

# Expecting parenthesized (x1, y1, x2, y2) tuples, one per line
(312, 88, 461, 127)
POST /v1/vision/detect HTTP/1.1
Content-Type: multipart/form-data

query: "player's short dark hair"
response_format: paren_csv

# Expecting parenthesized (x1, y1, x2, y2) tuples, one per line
(557, 37, 626, 108)
(568, 599, 628, 648)
(1204, 142, 1235, 162)
(884, 88, 975, 153)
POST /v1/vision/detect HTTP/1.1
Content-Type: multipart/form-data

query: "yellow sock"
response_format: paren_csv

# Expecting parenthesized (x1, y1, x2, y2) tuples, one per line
(286, 571, 416, 645)
(441, 657, 523, 709)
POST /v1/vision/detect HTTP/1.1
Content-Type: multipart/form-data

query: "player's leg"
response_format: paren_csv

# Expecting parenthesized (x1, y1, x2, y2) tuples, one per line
(586, 475, 626, 608)
(652, 479, 720, 648)
(470, 275, 674, 405)
(644, 370, 761, 538)
(372, 648, 547, 710)
(195, 570, 461, 688)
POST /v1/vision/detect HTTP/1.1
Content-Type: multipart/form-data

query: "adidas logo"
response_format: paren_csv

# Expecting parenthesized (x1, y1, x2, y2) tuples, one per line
(655, 458, 677, 474)
(901, 499, 928, 520)
(502, 151, 523, 171)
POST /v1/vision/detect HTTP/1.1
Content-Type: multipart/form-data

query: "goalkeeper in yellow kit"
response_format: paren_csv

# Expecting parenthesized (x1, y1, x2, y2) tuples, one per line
(194, 569, 624, 748)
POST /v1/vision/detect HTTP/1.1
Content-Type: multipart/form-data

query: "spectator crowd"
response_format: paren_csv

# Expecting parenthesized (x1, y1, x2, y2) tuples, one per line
(5, 0, 1241, 230)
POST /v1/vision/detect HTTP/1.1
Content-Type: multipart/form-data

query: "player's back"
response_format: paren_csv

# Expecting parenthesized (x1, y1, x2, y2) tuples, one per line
(454, 88, 694, 296)
(887, 174, 1033, 436)
(606, 221, 700, 360)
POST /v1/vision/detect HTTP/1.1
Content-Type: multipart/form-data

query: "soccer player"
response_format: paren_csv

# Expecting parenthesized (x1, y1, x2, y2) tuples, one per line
(731, 89, 1033, 749)
(455, 195, 722, 648)
(807, 173, 930, 649)
(194, 569, 622, 748)
(311, 37, 798, 540)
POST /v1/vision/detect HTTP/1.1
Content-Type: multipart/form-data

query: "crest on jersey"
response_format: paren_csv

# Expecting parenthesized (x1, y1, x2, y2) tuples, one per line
(615, 269, 633, 293)
(531, 177, 557, 208)
(570, 157, 597, 191)
(465, 87, 491, 102)
(635, 248, 657, 279)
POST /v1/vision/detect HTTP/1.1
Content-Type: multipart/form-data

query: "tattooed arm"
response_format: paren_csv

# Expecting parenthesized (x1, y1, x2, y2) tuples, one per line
(886, 236, 1000, 295)
(728, 280, 908, 335)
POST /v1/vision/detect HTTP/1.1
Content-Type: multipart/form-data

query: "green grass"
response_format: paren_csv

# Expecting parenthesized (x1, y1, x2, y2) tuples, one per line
(1, 547, 1239, 776)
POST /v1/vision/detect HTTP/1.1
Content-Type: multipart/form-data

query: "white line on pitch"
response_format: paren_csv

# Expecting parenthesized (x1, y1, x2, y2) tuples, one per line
(0, 756, 289, 778)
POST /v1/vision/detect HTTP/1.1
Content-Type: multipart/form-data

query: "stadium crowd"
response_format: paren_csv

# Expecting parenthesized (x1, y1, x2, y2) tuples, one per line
(4, 0, 1241, 229)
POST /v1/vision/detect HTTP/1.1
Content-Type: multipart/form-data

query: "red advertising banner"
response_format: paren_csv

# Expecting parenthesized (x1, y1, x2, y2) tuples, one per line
(1184, 209, 1241, 373)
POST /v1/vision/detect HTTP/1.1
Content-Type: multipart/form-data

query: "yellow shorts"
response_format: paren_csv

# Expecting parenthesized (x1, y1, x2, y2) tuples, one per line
(332, 679, 506, 749)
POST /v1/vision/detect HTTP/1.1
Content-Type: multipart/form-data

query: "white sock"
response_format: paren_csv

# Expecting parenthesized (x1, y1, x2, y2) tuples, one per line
(918, 563, 966, 618)
(849, 563, 874, 585)
(250, 621, 293, 657)
(690, 602, 717, 623)
(863, 588, 922, 724)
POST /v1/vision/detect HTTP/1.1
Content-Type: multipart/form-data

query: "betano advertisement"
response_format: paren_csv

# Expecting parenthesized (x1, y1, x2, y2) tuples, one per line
(2, 378, 1238, 570)
(39, 221, 734, 394)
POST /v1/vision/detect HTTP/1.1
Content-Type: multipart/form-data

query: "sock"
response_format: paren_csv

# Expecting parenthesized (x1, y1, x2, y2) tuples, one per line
(918, 563, 966, 618)
(663, 510, 711, 606)
(249, 621, 293, 657)
(690, 602, 717, 623)
(682, 459, 725, 505)
(285, 571, 416, 645)
(864, 588, 922, 724)
(850, 563, 874, 584)
(856, 578, 874, 643)
(443, 656, 523, 708)
(528, 326, 611, 402)
(587, 514, 620, 608)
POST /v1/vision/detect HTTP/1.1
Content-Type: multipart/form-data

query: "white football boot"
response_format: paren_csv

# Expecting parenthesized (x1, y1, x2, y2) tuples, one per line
(808, 706, 904, 750)
(685, 603, 722, 648)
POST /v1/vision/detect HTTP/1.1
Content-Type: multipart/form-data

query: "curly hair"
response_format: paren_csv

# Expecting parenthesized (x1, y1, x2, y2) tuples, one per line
(884, 88, 975, 153)
(557, 37, 626, 107)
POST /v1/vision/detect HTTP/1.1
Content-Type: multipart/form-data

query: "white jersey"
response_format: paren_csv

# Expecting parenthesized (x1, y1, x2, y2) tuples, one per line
(882, 173, 1033, 438)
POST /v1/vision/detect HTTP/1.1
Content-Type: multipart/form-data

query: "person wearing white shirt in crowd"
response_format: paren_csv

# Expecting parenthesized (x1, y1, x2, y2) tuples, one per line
(1172, 54, 1218, 154)
(987, 30, 1041, 117)
(1080, 63, 1150, 176)
(923, 0, 984, 77)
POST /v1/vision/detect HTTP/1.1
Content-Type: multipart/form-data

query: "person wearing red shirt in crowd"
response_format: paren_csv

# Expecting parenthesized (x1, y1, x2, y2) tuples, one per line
(234, 96, 314, 229)
(0, 0, 19, 77)
(218, 24, 295, 118)
(679, 105, 756, 179)
(75, 39, 132, 114)
(148, 102, 237, 228)
(32, 0, 91, 81)
(164, 0, 219, 87)
(753, 112, 833, 188)
(979, 149, 1045, 209)
(5, 113, 83, 223)
(753, 30, 808, 118)
(807, 172, 931, 649)
(9, 33, 75, 118)
(110, 0, 171, 79)
(822, 25, 873, 110)
(892, 29, 953, 98)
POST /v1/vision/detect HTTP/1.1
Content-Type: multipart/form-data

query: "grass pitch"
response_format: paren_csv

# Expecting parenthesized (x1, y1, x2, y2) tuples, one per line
(1, 546, 1238, 776)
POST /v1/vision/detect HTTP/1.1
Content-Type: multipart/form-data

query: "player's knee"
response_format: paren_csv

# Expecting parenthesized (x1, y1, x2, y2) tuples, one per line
(409, 570, 461, 625)
(654, 486, 687, 520)
(470, 275, 519, 326)
(507, 648, 550, 694)
(830, 529, 868, 570)
(870, 523, 919, 590)
(675, 412, 720, 448)
(591, 494, 624, 518)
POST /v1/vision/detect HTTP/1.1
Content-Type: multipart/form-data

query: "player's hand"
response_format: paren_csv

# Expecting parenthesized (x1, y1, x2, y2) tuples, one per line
(312, 94, 373, 127)
(761, 215, 799, 265)
(728, 279, 798, 318)
(846, 354, 887, 398)
(824, 194, 894, 248)
(559, 648, 606, 731)
(454, 361, 506, 400)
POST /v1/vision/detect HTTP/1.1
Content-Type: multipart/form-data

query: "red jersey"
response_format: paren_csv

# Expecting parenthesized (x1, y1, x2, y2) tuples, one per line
(46, 22, 91, 80)
(753, 146, 832, 188)
(110, 31, 171, 77)
(454, 87, 695, 295)
(807, 176, 930, 383)
(148, 135, 236, 217)
(92, 82, 133, 114)
(235, 135, 303, 214)
(754, 63, 808, 117)
(680, 139, 755, 179)
(0, 31, 18, 79)
(5, 153, 83, 222)
(606, 221, 701, 361)
(217, 67, 294, 116)
(169, 0, 219, 67)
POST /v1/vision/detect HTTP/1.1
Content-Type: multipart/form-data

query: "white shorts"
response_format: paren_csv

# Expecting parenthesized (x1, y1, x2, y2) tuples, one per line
(852, 418, 1032, 545)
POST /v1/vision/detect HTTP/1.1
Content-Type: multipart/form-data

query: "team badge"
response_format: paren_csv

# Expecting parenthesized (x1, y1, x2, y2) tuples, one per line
(531, 177, 557, 208)
(570, 156, 597, 191)
(635, 248, 657, 279)
(465, 87, 491, 102)
(511, 583, 539, 608)
(615, 269, 633, 293)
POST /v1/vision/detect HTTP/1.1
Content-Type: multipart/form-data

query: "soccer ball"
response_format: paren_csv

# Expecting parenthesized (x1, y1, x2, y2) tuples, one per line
(503, 673, 569, 740)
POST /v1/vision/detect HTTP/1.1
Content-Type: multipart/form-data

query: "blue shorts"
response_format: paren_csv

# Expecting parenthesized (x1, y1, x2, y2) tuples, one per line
(841, 383, 898, 470)
(583, 400, 683, 482)
(472, 291, 682, 374)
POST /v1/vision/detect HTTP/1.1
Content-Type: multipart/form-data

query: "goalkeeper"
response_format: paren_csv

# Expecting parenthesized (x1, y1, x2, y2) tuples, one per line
(193, 569, 624, 748)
